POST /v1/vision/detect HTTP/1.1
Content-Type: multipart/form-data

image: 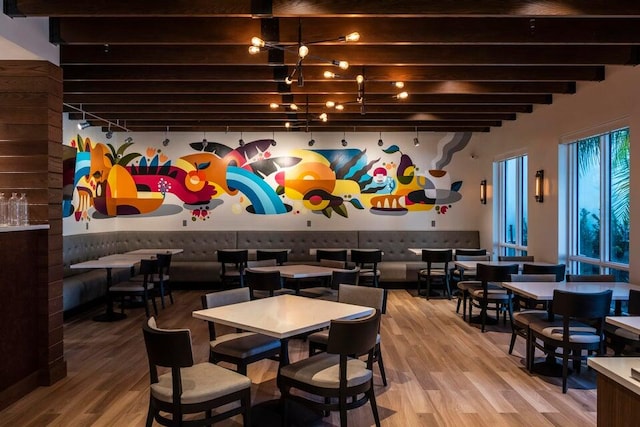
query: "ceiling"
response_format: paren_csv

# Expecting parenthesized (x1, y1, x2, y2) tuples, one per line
(4, 1, 640, 133)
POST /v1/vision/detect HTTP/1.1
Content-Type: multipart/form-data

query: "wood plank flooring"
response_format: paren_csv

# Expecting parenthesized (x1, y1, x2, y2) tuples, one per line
(0, 290, 599, 426)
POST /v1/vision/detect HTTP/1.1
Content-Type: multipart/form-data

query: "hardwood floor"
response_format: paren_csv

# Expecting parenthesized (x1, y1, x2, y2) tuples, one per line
(1, 289, 598, 426)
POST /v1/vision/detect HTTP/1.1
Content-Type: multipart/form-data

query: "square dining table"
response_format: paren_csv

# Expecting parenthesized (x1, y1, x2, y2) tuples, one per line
(248, 264, 337, 294)
(193, 294, 373, 366)
(606, 316, 640, 335)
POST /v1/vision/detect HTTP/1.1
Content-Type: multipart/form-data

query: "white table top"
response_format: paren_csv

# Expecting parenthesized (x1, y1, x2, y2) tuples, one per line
(587, 357, 640, 396)
(99, 253, 152, 261)
(607, 316, 640, 335)
(309, 248, 383, 256)
(501, 281, 640, 301)
(193, 294, 373, 339)
(454, 260, 553, 270)
(249, 264, 336, 279)
(125, 248, 183, 255)
(408, 248, 462, 256)
(70, 258, 137, 269)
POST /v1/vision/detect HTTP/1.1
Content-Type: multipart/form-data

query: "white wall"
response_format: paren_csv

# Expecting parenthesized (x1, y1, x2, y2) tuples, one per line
(0, 0, 58, 63)
(62, 118, 485, 237)
(472, 65, 640, 281)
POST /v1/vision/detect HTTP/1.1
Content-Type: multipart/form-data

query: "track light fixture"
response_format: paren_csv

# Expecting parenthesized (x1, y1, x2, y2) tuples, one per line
(249, 21, 357, 87)
(341, 132, 348, 147)
(308, 132, 315, 146)
(378, 132, 384, 147)
(162, 126, 170, 146)
(77, 110, 90, 130)
(413, 128, 420, 147)
(239, 132, 245, 147)
(65, 103, 129, 135)
(125, 136, 133, 144)
(105, 123, 113, 139)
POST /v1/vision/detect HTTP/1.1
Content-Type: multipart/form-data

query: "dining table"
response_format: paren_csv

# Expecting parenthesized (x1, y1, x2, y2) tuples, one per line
(606, 316, 640, 335)
(248, 264, 337, 294)
(125, 248, 184, 255)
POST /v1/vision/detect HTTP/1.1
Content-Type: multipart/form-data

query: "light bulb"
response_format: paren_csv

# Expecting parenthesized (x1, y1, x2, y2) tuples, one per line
(319, 113, 328, 122)
(324, 71, 336, 79)
(251, 37, 265, 47)
(285, 122, 291, 128)
(298, 45, 309, 58)
(325, 100, 335, 108)
(285, 76, 293, 85)
(345, 32, 360, 42)
(338, 60, 349, 70)
(397, 91, 408, 99)
(394, 81, 405, 88)
(269, 103, 279, 109)
(335, 104, 344, 111)
(356, 74, 364, 84)
(289, 103, 298, 111)
(248, 46, 261, 54)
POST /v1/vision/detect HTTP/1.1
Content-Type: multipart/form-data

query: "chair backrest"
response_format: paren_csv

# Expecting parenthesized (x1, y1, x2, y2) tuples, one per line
(455, 254, 490, 262)
(566, 274, 615, 282)
(217, 249, 248, 276)
(244, 268, 282, 295)
(142, 317, 193, 378)
(139, 258, 159, 286)
(552, 289, 613, 321)
(499, 255, 535, 262)
(350, 249, 383, 265)
(509, 273, 556, 282)
(256, 249, 288, 265)
(455, 248, 487, 256)
(421, 249, 453, 264)
(320, 259, 348, 269)
(316, 249, 348, 262)
(338, 284, 386, 313)
(629, 289, 640, 315)
(202, 287, 251, 309)
(522, 263, 566, 282)
(327, 310, 380, 357)
(476, 263, 519, 284)
(156, 253, 172, 279)
(330, 268, 360, 290)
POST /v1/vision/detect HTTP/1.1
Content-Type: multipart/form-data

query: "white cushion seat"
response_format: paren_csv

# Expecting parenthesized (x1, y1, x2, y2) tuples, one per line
(109, 282, 155, 292)
(280, 353, 372, 389)
(529, 319, 598, 344)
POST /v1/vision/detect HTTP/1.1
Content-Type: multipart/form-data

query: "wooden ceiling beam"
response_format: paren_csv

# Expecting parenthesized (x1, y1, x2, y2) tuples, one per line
(84, 119, 502, 127)
(112, 125, 492, 133)
(63, 93, 552, 105)
(59, 44, 640, 66)
(7, 0, 640, 17)
(61, 65, 605, 82)
(52, 17, 640, 45)
(62, 80, 575, 94)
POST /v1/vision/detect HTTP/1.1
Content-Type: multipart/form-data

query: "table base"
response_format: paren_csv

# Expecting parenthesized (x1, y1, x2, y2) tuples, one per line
(468, 315, 499, 325)
(93, 311, 127, 322)
(251, 399, 322, 427)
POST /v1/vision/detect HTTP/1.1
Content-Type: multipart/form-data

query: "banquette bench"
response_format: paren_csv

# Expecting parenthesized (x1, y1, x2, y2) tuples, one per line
(63, 230, 479, 313)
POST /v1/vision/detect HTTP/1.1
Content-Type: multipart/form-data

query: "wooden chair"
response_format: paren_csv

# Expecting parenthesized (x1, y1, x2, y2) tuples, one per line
(566, 274, 616, 282)
(351, 249, 383, 287)
(498, 255, 535, 262)
(308, 284, 388, 386)
(244, 267, 294, 299)
(417, 249, 453, 299)
(217, 249, 248, 288)
(201, 288, 280, 375)
(279, 310, 382, 427)
(454, 254, 491, 319)
(109, 258, 158, 318)
(316, 249, 348, 269)
(299, 267, 360, 300)
(468, 263, 519, 332)
(605, 288, 640, 355)
(256, 249, 288, 265)
(142, 316, 251, 427)
(507, 273, 558, 369)
(154, 252, 173, 308)
(522, 263, 566, 282)
(528, 289, 612, 393)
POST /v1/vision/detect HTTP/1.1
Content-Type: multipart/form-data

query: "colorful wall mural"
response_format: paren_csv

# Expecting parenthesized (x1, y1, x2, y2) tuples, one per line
(62, 133, 471, 222)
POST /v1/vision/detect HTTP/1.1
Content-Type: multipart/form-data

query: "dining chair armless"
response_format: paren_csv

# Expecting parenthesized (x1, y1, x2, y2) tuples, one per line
(300, 267, 360, 300)
(417, 249, 453, 299)
(256, 249, 288, 265)
(350, 249, 383, 287)
(109, 258, 158, 318)
(279, 310, 382, 427)
(217, 249, 248, 288)
(201, 288, 281, 375)
(142, 316, 251, 427)
(244, 267, 294, 299)
(468, 263, 519, 332)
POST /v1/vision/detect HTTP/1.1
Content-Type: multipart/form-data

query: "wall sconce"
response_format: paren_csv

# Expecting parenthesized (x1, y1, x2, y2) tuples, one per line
(535, 169, 544, 203)
(480, 180, 487, 204)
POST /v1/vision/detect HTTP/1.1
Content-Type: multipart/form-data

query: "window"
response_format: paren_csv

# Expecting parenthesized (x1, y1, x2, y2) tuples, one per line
(567, 127, 629, 281)
(497, 155, 528, 256)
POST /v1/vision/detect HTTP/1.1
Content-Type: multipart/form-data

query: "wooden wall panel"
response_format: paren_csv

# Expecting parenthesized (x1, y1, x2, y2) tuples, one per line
(0, 60, 66, 410)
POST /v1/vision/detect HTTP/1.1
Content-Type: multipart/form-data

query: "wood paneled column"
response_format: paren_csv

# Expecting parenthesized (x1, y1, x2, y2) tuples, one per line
(0, 60, 66, 409)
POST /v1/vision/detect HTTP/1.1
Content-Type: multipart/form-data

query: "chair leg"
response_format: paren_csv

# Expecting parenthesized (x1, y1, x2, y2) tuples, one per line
(145, 397, 155, 427)
(376, 345, 388, 387)
(159, 282, 166, 309)
(508, 330, 517, 355)
(241, 388, 251, 427)
(562, 349, 569, 393)
(445, 277, 452, 300)
(367, 384, 382, 427)
(142, 292, 150, 318)
(426, 276, 431, 300)
(339, 393, 348, 427)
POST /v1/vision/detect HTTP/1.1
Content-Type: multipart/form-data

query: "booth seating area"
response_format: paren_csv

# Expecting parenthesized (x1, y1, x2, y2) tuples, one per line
(62, 229, 479, 313)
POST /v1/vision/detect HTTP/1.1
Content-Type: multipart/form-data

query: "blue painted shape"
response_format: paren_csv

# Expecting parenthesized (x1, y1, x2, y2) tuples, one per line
(227, 166, 288, 215)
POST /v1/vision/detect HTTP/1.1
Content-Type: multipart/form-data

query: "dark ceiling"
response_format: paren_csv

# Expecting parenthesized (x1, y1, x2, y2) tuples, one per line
(4, 0, 640, 133)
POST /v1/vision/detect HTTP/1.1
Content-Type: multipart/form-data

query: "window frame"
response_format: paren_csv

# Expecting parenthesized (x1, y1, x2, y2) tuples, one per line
(496, 155, 528, 256)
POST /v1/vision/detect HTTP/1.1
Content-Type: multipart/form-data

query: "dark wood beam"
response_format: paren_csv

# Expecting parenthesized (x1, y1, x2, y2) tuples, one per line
(61, 65, 605, 82)
(52, 17, 640, 45)
(84, 119, 502, 127)
(63, 93, 552, 105)
(59, 45, 640, 66)
(8, 0, 640, 17)
(62, 80, 575, 94)
(114, 125, 492, 132)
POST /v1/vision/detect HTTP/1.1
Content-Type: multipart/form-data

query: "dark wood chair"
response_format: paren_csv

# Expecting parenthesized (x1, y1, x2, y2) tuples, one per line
(308, 284, 388, 386)
(522, 263, 566, 282)
(109, 258, 158, 318)
(217, 249, 248, 288)
(154, 252, 173, 308)
(299, 267, 360, 300)
(142, 316, 251, 427)
(468, 263, 519, 332)
(316, 249, 348, 268)
(417, 249, 453, 299)
(454, 254, 490, 319)
(566, 274, 616, 282)
(528, 289, 612, 393)
(244, 267, 294, 299)
(201, 288, 280, 375)
(498, 255, 535, 262)
(279, 310, 382, 427)
(350, 249, 383, 287)
(256, 249, 288, 265)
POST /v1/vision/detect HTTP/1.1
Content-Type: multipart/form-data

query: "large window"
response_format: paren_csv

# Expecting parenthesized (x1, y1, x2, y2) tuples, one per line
(567, 127, 629, 280)
(497, 155, 528, 256)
